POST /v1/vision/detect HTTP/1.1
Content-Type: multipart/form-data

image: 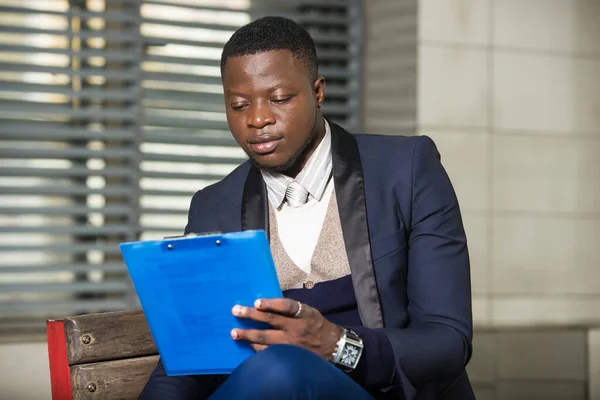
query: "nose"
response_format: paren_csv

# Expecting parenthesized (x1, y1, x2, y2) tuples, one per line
(246, 101, 275, 129)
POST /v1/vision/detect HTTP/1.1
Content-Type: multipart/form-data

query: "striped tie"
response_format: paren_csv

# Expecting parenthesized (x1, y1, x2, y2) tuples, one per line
(285, 181, 309, 207)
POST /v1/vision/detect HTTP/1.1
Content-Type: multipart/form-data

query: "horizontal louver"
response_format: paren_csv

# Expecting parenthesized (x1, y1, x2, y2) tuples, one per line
(0, 0, 361, 336)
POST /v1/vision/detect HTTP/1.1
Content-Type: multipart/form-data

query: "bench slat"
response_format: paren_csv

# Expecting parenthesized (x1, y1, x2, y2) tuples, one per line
(64, 310, 157, 365)
(70, 355, 159, 400)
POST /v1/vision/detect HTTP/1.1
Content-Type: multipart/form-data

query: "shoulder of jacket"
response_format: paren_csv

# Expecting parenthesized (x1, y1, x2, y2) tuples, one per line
(189, 160, 251, 205)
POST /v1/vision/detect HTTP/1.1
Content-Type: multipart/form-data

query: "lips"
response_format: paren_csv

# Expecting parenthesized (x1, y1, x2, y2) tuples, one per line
(249, 136, 282, 155)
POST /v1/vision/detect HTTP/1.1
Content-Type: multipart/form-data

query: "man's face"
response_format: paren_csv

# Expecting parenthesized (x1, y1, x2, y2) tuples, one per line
(222, 50, 325, 175)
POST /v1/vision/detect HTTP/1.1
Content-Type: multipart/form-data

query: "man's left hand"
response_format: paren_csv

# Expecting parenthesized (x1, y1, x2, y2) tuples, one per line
(231, 298, 342, 360)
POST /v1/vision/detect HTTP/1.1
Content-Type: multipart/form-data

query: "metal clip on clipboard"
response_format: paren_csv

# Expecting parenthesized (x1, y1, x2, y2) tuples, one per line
(162, 232, 223, 250)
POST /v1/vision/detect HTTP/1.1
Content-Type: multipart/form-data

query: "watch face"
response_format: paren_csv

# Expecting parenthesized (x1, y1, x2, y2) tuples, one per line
(340, 343, 361, 367)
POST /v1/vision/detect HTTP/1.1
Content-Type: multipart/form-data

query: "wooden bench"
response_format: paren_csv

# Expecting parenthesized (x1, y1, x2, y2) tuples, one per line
(46, 310, 158, 400)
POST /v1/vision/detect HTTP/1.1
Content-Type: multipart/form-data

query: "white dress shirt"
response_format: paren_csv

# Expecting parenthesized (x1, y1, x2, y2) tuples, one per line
(261, 120, 333, 273)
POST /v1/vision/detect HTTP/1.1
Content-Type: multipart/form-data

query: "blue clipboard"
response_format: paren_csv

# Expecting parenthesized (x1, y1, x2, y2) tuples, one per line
(119, 230, 282, 376)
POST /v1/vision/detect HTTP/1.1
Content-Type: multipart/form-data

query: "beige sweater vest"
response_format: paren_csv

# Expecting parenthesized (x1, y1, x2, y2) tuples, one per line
(268, 191, 351, 291)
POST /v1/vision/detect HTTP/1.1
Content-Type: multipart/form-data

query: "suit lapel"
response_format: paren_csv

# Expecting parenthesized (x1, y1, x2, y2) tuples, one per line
(241, 163, 268, 233)
(330, 122, 384, 329)
(239, 121, 384, 329)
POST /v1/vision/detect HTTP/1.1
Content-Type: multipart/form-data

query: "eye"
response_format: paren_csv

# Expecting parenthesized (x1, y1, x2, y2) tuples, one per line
(271, 97, 291, 105)
(231, 103, 248, 111)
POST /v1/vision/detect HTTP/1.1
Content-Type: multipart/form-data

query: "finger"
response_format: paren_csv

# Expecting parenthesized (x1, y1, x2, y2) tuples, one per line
(251, 344, 268, 352)
(231, 305, 287, 328)
(231, 328, 287, 346)
(254, 298, 300, 317)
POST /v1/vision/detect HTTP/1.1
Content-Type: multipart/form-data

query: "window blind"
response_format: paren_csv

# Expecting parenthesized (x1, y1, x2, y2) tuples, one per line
(0, 0, 363, 336)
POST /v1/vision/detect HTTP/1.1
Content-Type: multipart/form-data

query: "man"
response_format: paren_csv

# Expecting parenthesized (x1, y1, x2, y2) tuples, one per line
(141, 16, 474, 400)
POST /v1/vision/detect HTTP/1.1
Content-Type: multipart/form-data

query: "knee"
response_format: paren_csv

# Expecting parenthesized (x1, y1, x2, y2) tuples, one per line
(233, 345, 321, 393)
(249, 343, 318, 365)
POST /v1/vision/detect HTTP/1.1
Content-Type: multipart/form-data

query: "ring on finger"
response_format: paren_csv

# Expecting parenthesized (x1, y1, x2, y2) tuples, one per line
(293, 301, 303, 318)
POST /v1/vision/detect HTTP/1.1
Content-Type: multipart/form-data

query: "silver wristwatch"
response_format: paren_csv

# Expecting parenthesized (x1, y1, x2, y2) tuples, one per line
(332, 327, 364, 371)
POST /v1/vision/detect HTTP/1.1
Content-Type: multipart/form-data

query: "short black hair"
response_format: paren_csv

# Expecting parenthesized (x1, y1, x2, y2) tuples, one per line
(220, 16, 318, 81)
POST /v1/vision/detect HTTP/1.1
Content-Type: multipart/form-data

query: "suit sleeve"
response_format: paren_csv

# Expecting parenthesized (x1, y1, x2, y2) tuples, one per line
(347, 325, 397, 389)
(382, 135, 473, 398)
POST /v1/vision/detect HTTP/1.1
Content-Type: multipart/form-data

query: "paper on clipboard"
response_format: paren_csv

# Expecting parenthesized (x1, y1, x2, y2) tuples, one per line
(119, 230, 282, 376)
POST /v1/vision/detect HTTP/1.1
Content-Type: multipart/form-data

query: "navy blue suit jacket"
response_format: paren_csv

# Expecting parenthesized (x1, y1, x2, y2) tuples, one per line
(141, 122, 474, 399)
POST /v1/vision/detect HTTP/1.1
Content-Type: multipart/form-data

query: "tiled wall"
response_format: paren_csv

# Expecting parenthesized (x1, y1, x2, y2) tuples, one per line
(365, 1, 600, 398)
(417, 0, 600, 327)
(466, 328, 600, 400)
(415, 1, 600, 398)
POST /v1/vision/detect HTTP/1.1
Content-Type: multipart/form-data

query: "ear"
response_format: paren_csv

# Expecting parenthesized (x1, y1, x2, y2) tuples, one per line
(313, 76, 326, 108)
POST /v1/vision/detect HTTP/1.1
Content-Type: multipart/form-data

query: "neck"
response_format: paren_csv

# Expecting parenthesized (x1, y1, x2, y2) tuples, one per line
(283, 116, 326, 178)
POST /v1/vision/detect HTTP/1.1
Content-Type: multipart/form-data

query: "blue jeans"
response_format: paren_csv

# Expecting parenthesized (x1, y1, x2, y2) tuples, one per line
(208, 345, 375, 400)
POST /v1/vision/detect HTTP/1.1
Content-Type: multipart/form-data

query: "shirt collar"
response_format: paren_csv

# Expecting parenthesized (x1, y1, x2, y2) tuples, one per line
(261, 119, 332, 209)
